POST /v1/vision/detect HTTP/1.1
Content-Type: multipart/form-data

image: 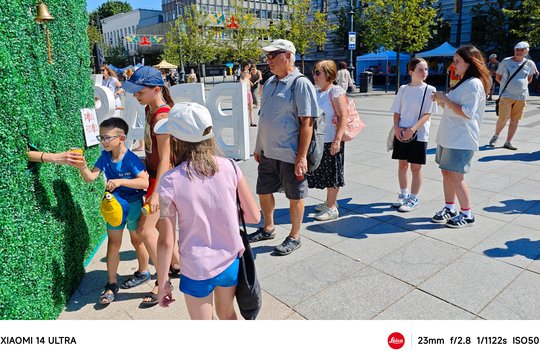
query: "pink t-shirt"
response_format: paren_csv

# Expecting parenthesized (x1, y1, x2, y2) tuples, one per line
(158, 156, 245, 280)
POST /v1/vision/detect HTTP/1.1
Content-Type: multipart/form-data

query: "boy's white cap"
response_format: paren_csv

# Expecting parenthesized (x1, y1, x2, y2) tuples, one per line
(514, 41, 530, 49)
(262, 39, 296, 55)
(154, 102, 214, 143)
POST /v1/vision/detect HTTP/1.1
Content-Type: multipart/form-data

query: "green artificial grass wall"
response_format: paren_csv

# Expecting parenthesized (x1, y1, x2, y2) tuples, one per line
(0, 1, 105, 319)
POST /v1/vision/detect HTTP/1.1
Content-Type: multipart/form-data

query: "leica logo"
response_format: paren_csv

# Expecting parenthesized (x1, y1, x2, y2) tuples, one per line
(388, 332, 405, 349)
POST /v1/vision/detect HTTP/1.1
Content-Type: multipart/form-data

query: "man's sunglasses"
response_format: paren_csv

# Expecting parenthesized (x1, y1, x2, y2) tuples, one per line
(266, 50, 286, 60)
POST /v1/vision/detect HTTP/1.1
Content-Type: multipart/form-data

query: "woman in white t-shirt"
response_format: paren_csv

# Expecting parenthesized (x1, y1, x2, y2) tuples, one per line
(390, 58, 436, 212)
(307, 60, 349, 221)
(154, 103, 260, 320)
(431, 45, 491, 229)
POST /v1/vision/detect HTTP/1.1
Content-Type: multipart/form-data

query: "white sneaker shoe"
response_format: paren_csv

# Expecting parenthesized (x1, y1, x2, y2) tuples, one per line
(399, 197, 419, 212)
(392, 194, 409, 207)
(315, 206, 339, 221)
(315, 203, 338, 212)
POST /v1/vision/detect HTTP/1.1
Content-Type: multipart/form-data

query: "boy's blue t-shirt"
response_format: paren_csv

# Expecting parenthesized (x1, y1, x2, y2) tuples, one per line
(94, 149, 146, 202)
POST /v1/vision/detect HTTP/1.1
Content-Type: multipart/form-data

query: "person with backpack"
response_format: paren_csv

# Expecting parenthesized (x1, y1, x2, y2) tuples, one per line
(488, 41, 536, 150)
(249, 39, 319, 256)
(307, 60, 349, 221)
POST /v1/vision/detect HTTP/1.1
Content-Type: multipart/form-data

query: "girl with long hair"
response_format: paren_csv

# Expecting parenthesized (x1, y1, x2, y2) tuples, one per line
(431, 45, 490, 228)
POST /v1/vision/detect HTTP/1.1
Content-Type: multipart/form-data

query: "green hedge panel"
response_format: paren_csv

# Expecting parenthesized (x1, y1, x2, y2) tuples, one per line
(0, 1, 105, 319)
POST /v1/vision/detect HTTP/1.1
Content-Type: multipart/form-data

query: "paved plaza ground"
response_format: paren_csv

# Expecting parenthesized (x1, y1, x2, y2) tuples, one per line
(59, 88, 540, 320)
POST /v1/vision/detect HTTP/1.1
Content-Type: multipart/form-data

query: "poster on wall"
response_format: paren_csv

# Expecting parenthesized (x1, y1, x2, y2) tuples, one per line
(80, 108, 100, 147)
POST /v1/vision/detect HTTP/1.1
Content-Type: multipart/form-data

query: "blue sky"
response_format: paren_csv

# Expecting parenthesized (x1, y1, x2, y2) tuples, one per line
(86, 0, 161, 12)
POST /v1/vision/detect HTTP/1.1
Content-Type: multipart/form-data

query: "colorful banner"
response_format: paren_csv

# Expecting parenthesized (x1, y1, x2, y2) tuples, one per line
(124, 35, 164, 46)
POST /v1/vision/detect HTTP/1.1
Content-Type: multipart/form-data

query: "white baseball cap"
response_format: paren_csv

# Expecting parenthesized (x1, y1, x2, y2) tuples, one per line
(514, 41, 530, 49)
(262, 39, 296, 55)
(489, 54, 497, 59)
(154, 102, 214, 143)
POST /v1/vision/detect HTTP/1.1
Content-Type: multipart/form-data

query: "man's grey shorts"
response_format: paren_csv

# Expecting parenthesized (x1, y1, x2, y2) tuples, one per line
(256, 154, 308, 200)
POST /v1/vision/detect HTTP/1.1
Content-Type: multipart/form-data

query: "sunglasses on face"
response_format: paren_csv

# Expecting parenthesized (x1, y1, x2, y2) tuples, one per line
(266, 50, 286, 60)
(96, 135, 122, 143)
(313, 70, 322, 76)
(100, 69, 106, 72)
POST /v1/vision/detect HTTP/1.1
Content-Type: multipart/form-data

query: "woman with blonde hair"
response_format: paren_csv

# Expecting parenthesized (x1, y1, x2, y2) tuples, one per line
(155, 103, 260, 319)
(100, 64, 123, 109)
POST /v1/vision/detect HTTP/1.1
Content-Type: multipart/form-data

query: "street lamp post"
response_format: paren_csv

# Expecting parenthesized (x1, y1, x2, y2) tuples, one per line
(176, 1, 186, 83)
(348, 0, 355, 84)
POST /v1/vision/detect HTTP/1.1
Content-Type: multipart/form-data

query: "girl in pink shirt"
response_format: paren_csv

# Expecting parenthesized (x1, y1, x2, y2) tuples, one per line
(155, 103, 260, 320)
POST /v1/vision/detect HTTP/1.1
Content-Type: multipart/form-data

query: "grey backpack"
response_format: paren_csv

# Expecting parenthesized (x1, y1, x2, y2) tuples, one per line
(291, 75, 326, 172)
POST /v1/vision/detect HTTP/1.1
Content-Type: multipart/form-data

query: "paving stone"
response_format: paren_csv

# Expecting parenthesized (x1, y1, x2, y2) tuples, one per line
(419, 252, 521, 314)
(511, 201, 540, 231)
(330, 222, 421, 265)
(372, 236, 466, 286)
(374, 290, 474, 320)
(261, 249, 365, 306)
(294, 266, 413, 319)
(479, 270, 540, 320)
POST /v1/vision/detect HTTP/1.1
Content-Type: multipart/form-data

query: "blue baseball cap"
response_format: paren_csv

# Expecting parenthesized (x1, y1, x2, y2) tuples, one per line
(122, 66, 164, 93)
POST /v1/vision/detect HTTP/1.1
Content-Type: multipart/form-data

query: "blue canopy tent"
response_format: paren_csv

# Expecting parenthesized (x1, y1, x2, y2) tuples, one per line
(415, 42, 457, 92)
(355, 50, 411, 84)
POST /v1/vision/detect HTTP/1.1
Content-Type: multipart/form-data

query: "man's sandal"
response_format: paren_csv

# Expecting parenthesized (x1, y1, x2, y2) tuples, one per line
(99, 283, 119, 305)
(139, 281, 173, 308)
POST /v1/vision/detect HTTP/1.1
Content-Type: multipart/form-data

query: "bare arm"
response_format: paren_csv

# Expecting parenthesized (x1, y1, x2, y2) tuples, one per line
(329, 94, 349, 155)
(295, 116, 314, 177)
(28, 150, 84, 166)
(237, 177, 261, 224)
(105, 170, 149, 192)
(432, 92, 468, 119)
(147, 117, 172, 212)
(495, 74, 502, 83)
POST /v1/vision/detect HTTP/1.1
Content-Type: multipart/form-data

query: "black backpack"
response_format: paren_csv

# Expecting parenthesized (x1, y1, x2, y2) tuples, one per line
(291, 75, 326, 172)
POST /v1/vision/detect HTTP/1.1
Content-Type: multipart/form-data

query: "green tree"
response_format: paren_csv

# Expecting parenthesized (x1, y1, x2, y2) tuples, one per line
(471, 0, 522, 55)
(504, 0, 540, 47)
(164, 4, 219, 81)
(362, 0, 438, 90)
(332, 5, 369, 58)
(425, 3, 451, 50)
(281, 0, 337, 73)
(87, 25, 103, 53)
(222, 1, 264, 65)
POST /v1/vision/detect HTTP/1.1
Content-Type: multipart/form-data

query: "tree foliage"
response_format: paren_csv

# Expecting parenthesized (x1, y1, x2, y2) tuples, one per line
(332, 5, 369, 58)
(471, 0, 523, 55)
(504, 0, 540, 47)
(361, 0, 438, 88)
(164, 4, 219, 75)
(276, 0, 337, 73)
(222, 0, 264, 65)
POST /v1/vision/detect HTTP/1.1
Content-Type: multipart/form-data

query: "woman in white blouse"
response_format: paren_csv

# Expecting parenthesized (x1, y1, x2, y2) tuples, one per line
(431, 45, 490, 228)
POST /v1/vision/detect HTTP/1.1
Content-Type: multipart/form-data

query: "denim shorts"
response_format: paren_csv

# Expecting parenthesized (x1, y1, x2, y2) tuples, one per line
(435, 145, 474, 174)
(106, 198, 142, 232)
(179, 258, 239, 298)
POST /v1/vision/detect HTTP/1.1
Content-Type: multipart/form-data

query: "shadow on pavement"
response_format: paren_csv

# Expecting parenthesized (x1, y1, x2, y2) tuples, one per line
(478, 150, 540, 162)
(483, 199, 540, 215)
(483, 238, 540, 260)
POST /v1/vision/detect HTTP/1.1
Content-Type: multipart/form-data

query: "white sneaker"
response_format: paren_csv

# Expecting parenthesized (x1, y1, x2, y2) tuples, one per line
(399, 197, 419, 212)
(392, 194, 409, 207)
(315, 206, 339, 221)
(315, 203, 338, 212)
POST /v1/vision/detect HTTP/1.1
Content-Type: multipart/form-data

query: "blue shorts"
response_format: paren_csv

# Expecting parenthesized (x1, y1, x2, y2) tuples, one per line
(180, 258, 239, 298)
(106, 198, 142, 232)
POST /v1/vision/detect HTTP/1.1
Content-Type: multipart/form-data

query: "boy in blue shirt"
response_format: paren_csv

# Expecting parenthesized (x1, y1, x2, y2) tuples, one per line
(72, 117, 151, 305)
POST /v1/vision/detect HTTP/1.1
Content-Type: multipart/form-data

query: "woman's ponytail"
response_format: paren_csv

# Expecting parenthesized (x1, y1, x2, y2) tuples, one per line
(161, 86, 174, 107)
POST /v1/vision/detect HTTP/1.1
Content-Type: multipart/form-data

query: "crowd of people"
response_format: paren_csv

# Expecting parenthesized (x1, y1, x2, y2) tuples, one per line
(29, 37, 538, 319)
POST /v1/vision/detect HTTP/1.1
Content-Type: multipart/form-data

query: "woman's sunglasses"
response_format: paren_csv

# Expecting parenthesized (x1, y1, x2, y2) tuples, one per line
(313, 70, 322, 76)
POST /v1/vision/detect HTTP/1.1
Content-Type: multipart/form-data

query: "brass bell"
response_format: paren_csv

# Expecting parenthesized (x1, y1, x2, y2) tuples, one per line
(35, 1, 54, 23)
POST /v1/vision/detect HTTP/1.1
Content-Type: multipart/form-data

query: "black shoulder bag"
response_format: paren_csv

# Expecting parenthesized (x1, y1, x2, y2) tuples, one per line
(230, 159, 262, 320)
(496, 61, 527, 116)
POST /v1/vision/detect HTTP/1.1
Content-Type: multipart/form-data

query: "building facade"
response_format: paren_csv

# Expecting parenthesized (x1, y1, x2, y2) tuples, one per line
(101, 9, 163, 54)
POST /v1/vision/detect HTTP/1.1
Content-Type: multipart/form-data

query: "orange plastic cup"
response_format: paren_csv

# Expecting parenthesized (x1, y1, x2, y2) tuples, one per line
(70, 147, 83, 155)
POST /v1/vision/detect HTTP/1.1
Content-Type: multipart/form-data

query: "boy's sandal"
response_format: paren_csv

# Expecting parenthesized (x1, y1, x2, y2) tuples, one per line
(120, 270, 151, 289)
(139, 280, 173, 308)
(99, 283, 119, 305)
(168, 266, 181, 279)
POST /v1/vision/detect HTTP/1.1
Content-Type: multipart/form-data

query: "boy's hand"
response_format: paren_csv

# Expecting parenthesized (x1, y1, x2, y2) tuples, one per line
(106, 179, 124, 192)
